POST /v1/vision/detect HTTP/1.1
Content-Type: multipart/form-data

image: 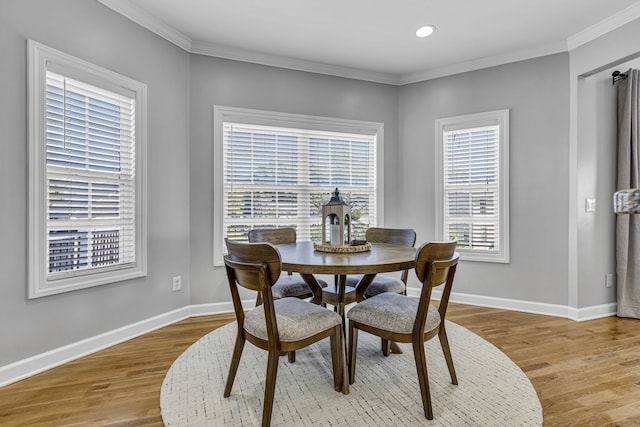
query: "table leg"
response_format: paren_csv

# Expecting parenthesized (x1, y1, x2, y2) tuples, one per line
(355, 274, 376, 302)
(337, 274, 347, 337)
(299, 273, 323, 305)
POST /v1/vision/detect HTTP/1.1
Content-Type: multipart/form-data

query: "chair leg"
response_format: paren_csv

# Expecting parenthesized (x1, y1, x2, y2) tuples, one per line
(330, 332, 339, 391)
(288, 351, 296, 363)
(262, 350, 279, 427)
(338, 325, 349, 394)
(438, 326, 458, 385)
(224, 330, 246, 397)
(412, 340, 433, 420)
(381, 338, 390, 356)
(348, 322, 358, 385)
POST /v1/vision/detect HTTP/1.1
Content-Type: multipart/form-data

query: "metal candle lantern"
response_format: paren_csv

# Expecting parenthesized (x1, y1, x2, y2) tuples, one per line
(321, 188, 351, 246)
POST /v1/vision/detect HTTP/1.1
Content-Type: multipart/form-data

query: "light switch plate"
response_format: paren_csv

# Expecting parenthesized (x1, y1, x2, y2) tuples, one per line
(585, 198, 596, 213)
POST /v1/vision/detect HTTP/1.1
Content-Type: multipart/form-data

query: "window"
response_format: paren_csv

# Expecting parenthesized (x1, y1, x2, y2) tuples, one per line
(213, 106, 383, 265)
(28, 40, 147, 298)
(435, 109, 509, 263)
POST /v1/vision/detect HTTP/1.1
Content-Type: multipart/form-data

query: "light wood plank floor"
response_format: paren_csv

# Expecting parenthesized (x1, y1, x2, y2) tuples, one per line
(1, 304, 640, 426)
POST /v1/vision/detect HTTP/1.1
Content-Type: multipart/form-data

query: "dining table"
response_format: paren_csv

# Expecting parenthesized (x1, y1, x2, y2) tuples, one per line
(277, 241, 417, 352)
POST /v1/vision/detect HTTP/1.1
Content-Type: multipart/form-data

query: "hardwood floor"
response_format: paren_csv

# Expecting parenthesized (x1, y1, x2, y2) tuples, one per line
(1, 304, 639, 426)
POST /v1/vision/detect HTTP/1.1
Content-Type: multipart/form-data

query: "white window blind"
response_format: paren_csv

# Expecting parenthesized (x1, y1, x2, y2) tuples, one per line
(436, 109, 509, 263)
(45, 71, 136, 275)
(223, 122, 377, 244)
(443, 126, 499, 251)
(28, 40, 147, 298)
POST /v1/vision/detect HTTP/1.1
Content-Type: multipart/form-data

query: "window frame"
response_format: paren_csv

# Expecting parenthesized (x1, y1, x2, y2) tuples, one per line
(435, 109, 510, 263)
(213, 106, 384, 266)
(28, 40, 148, 298)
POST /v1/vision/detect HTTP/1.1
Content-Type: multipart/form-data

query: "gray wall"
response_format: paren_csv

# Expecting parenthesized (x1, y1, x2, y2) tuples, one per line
(576, 68, 618, 307)
(571, 19, 640, 308)
(398, 54, 571, 305)
(3, 0, 639, 369)
(188, 55, 399, 304)
(0, 0, 191, 365)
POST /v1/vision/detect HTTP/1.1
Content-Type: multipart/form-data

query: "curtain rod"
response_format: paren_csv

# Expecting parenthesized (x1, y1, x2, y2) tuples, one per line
(613, 70, 628, 85)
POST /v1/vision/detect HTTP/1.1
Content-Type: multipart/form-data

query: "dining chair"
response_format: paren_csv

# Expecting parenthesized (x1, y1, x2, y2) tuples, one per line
(249, 227, 329, 362)
(248, 227, 328, 301)
(223, 238, 348, 427)
(346, 240, 459, 420)
(346, 227, 416, 299)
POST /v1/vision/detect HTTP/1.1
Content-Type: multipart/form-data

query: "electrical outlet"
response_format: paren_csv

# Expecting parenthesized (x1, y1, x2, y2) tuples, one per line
(172, 276, 182, 291)
(605, 273, 615, 288)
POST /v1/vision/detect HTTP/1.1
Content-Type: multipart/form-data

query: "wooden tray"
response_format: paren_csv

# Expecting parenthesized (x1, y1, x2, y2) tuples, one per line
(313, 242, 371, 253)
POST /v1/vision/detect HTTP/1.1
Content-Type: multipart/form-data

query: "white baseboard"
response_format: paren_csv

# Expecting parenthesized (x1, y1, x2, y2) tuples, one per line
(566, 302, 619, 321)
(0, 294, 616, 388)
(0, 301, 245, 389)
(406, 287, 618, 322)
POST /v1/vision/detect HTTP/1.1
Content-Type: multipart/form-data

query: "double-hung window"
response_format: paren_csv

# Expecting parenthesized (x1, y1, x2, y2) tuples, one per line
(213, 106, 383, 265)
(435, 109, 509, 263)
(28, 41, 147, 298)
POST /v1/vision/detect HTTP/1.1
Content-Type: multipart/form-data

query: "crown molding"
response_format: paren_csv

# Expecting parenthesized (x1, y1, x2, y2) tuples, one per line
(567, 2, 640, 51)
(99, 0, 640, 86)
(98, 0, 192, 51)
(190, 40, 400, 85)
(399, 41, 567, 85)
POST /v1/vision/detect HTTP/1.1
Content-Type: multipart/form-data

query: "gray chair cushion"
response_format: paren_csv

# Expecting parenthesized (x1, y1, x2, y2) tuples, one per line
(346, 274, 405, 296)
(245, 297, 342, 342)
(272, 274, 328, 299)
(347, 292, 441, 335)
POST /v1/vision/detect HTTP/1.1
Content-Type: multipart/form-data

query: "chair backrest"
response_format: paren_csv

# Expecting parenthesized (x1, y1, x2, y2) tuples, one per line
(366, 227, 417, 284)
(248, 227, 296, 245)
(225, 238, 282, 292)
(365, 227, 416, 247)
(413, 240, 459, 334)
(415, 240, 458, 286)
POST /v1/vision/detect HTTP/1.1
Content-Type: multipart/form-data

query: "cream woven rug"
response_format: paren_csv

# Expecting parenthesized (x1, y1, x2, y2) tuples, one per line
(161, 320, 542, 426)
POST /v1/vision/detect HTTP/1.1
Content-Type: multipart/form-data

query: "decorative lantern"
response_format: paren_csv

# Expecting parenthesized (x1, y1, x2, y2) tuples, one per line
(321, 188, 351, 246)
(614, 189, 640, 214)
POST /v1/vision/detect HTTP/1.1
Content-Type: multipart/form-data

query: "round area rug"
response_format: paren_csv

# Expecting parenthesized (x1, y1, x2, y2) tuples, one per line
(161, 320, 542, 426)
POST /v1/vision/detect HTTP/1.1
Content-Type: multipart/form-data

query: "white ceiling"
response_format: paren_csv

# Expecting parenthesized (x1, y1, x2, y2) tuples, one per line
(99, 0, 640, 85)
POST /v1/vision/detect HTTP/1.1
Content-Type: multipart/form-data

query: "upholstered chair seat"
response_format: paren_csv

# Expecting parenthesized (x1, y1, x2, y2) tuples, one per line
(346, 275, 405, 297)
(245, 297, 342, 342)
(347, 292, 441, 335)
(272, 275, 328, 299)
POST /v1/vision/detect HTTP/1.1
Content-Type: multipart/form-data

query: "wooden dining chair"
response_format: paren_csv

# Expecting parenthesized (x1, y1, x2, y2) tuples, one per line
(248, 227, 328, 301)
(347, 240, 459, 420)
(223, 239, 348, 427)
(346, 227, 416, 298)
(249, 227, 329, 362)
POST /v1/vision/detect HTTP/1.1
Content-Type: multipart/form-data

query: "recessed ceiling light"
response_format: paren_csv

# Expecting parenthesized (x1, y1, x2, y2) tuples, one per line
(415, 25, 436, 38)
